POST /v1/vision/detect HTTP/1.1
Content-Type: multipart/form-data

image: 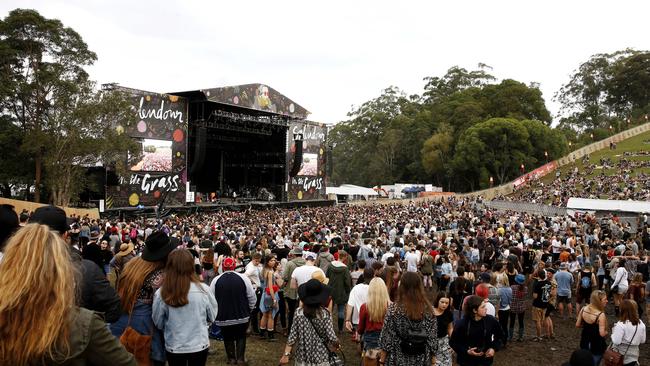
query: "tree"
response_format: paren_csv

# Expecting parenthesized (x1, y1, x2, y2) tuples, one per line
(480, 80, 552, 123)
(607, 52, 650, 115)
(454, 118, 532, 188)
(520, 119, 568, 166)
(0, 9, 98, 202)
(0, 116, 33, 197)
(421, 124, 454, 189)
(423, 65, 496, 104)
(0, 9, 138, 206)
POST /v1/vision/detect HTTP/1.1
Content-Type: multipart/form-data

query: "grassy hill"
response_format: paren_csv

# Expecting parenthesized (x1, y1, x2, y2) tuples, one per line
(508, 129, 650, 204)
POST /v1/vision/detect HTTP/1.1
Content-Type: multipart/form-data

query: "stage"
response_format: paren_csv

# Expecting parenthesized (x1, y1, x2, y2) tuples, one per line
(101, 199, 335, 218)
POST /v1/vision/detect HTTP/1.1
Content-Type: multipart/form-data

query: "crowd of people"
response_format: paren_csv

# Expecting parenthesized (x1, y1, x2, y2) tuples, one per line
(507, 153, 650, 206)
(0, 196, 648, 365)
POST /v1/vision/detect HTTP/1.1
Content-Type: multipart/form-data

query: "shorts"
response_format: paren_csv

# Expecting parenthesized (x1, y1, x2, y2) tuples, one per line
(557, 295, 571, 304)
(532, 307, 546, 322)
(545, 304, 556, 318)
(576, 291, 591, 304)
(616, 285, 628, 295)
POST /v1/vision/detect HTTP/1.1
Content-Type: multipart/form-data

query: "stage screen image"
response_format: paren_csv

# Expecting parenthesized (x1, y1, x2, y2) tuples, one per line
(298, 153, 318, 176)
(131, 139, 173, 172)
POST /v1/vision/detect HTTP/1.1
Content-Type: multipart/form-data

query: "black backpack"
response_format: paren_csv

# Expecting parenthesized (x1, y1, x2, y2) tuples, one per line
(400, 317, 428, 356)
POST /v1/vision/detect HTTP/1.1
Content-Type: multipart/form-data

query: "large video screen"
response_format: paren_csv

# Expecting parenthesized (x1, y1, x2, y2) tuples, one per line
(130, 139, 173, 172)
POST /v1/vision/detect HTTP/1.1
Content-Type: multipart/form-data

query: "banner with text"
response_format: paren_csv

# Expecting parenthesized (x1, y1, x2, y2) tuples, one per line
(286, 121, 328, 201)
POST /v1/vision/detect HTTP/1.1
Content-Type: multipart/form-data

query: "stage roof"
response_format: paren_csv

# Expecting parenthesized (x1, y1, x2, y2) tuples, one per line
(327, 184, 378, 196)
(171, 83, 310, 119)
(566, 197, 650, 214)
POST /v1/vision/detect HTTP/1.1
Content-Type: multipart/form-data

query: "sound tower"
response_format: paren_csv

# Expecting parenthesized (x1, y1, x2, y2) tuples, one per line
(189, 126, 206, 176)
(289, 136, 303, 177)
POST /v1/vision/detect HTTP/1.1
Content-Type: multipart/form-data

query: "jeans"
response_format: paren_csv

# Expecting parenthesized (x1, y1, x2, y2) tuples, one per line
(286, 297, 299, 334)
(498, 309, 510, 344)
(334, 303, 346, 332)
(166, 349, 208, 366)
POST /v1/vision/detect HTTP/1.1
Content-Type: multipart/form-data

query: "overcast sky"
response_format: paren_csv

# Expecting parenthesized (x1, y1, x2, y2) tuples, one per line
(2, 0, 649, 124)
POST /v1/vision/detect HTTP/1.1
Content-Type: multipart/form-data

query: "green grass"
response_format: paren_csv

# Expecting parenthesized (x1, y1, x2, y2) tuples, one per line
(512, 129, 650, 203)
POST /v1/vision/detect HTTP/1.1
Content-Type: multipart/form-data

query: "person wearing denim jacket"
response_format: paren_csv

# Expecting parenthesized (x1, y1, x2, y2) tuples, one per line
(152, 249, 217, 364)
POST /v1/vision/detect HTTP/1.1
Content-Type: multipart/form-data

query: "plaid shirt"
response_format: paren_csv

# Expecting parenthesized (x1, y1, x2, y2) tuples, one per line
(510, 284, 528, 313)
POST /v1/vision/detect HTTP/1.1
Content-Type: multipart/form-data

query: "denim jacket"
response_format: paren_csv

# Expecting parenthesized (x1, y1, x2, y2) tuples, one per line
(152, 282, 217, 354)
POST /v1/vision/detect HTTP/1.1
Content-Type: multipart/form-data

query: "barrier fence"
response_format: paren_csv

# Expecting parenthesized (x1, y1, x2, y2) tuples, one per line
(483, 200, 568, 216)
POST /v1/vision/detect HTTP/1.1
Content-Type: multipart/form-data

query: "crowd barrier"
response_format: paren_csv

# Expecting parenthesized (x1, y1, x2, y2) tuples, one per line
(0, 197, 100, 219)
(483, 200, 568, 216)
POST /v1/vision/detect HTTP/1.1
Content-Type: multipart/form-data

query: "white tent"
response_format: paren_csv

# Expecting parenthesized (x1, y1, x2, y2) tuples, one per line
(326, 184, 378, 196)
(566, 198, 650, 214)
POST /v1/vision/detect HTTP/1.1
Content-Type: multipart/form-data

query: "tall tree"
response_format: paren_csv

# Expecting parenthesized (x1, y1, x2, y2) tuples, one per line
(0, 9, 97, 202)
(423, 64, 495, 104)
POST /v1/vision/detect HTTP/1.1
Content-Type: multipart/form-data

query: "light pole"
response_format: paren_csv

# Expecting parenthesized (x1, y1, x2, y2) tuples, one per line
(520, 164, 525, 174)
(489, 176, 494, 187)
(590, 133, 594, 140)
(544, 151, 548, 163)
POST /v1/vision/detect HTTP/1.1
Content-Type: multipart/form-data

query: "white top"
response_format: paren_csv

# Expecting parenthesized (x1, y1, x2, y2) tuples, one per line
(611, 320, 646, 364)
(612, 267, 629, 289)
(405, 252, 419, 272)
(346, 283, 369, 325)
(485, 301, 496, 317)
(244, 261, 262, 289)
(291, 265, 324, 287)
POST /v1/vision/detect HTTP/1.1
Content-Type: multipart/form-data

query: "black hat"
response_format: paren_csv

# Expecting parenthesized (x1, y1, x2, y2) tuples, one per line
(30, 205, 72, 234)
(298, 279, 331, 306)
(142, 231, 179, 262)
(0, 204, 19, 248)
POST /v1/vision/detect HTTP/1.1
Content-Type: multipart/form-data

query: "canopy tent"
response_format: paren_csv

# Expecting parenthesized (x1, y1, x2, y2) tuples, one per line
(566, 198, 650, 214)
(326, 184, 378, 196)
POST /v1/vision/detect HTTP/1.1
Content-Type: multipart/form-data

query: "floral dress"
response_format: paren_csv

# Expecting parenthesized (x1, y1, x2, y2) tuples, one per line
(379, 303, 438, 366)
(288, 308, 338, 366)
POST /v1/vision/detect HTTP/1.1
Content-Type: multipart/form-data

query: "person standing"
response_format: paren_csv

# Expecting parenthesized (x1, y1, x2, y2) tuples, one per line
(152, 249, 217, 366)
(576, 263, 597, 319)
(576, 290, 608, 366)
(111, 231, 179, 365)
(282, 248, 305, 335)
(278, 279, 339, 365)
(326, 252, 352, 333)
(531, 269, 551, 341)
(245, 252, 262, 334)
(450, 295, 504, 366)
(259, 255, 280, 341)
(496, 273, 512, 346)
(612, 259, 629, 316)
(210, 257, 256, 365)
(345, 268, 374, 334)
(378, 272, 438, 366)
(433, 292, 454, 366)
(509, 274, 528, 342)
(610, 299, 646, 366)
(555, 263, 575, 319)
(358, 277, 390, 364)
(0, 224, 135, 365)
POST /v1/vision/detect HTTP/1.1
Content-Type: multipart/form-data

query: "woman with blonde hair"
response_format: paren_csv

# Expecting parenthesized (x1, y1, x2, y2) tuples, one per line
(0, 224, 135, 365)
(111, 231, 179, 365)
(610, 299, 646, 366)
(576, 290, 608, 365)
(358, 277, 390, 363)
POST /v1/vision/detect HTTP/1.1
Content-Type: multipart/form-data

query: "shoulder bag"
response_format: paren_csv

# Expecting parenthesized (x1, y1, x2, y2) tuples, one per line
(603, 324, 638, 366)
(119, 308, 154, 366)
(307, 315, 345, 366)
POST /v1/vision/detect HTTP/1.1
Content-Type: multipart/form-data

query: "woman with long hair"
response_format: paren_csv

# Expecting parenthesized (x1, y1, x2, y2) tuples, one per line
(450, 295, 504, 366)
(433, 292, 454, 366)
(153, 249, 217, 366)
(379, 272, 438, 366)
(258, 254, 280, 341)
(111, 231, 179, 365)
(358, 278, 390, 364)
(612, 258, 629, 315)
(278, 279, 339, 365)
(495, 273, 512, 346)
(576, 290, 608, 365)
(0, 224, 135, 365)
(610, 299, 646, 366)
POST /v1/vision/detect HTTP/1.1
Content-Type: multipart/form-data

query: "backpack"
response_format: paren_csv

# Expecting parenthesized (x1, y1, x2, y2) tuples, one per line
(400, 317, 428, 356)
(580, 273, 592, 289)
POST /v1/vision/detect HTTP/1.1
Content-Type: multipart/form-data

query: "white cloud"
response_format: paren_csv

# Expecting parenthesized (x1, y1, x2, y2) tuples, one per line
(1, 0, 648, 124)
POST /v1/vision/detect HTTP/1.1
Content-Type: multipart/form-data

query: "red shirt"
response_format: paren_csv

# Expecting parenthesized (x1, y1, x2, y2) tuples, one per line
(357, 303, 384, 334)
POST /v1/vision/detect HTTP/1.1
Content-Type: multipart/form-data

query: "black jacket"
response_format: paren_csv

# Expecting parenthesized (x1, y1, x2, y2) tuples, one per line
(72, 249, 122, 323)
(450, 315, 503, 366)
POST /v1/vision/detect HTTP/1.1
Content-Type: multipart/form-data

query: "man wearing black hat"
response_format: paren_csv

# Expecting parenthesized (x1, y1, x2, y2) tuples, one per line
(30, 205, 121, 323)
(0, 204, 19, 262)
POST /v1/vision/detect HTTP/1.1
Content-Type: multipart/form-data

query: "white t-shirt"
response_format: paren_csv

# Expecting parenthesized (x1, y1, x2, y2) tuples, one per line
(485, 301, 496, 317)
(405, 252, 419, 272)
(551, 239, 562, 254)
(347, 283, 369, 325)
(244, 262, 262, 290)
(381, 252, 393, 264)
(291, 265, 324, 287)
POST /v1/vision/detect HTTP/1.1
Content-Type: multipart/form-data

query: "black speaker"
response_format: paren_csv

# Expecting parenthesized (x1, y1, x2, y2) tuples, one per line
(289, 139, 303, 177)
(189, 126, 206, 176)
(326, 146, 333, 178)
(106, 168, 119, 186)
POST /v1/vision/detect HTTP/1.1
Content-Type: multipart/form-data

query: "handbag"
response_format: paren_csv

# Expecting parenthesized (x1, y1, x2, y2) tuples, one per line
(603, 324, 638, 366)
(307, 316, 346, 366)
(119, 309, 154, 366)
(400, 317, 429, 356)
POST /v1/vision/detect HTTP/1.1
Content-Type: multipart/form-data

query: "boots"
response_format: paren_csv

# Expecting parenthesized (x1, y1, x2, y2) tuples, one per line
(267, 329, 276, 341)
(236, 337, 247, 365)
(258, 329, 266, 339)
(224, 340, 237, 364)
(517, 327, 524, 342)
